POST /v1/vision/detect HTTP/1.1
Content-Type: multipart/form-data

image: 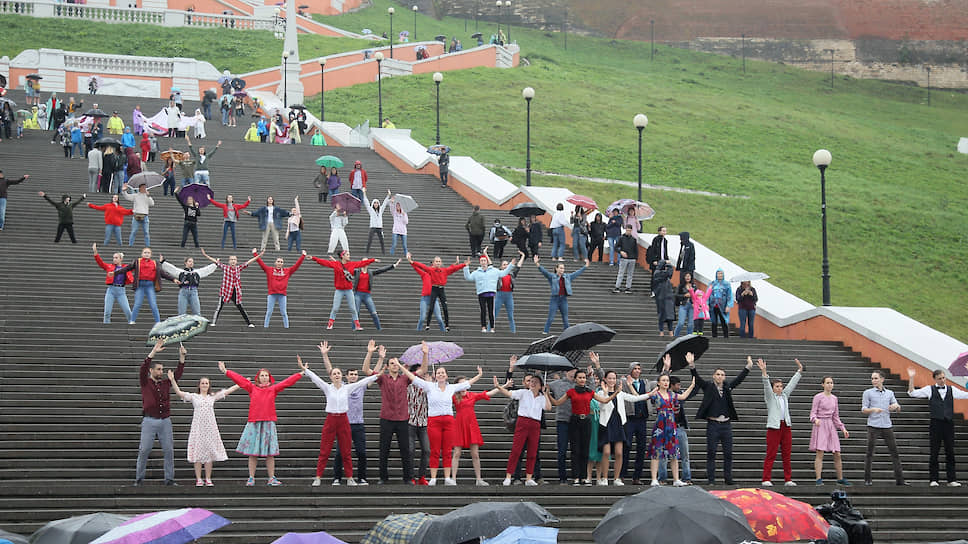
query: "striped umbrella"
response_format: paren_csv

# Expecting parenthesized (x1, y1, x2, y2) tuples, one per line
(89, 508, 230, 544)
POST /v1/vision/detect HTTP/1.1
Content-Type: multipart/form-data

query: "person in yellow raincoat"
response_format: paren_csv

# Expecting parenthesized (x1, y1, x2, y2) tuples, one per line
(107, 112, 125, 134)
(243, 122, 260, 142)
(23, 106, 39, 129)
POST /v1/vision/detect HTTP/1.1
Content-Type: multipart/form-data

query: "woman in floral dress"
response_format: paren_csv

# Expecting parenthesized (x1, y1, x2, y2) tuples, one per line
(170, 372, 239, 486)
(648, 368, 696, 487)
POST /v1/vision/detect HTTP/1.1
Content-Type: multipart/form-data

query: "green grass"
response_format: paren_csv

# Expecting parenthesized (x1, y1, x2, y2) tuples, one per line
(312, 0, 968, 341)
(2, 7, 966, 340)
(0, 15, 370, 74)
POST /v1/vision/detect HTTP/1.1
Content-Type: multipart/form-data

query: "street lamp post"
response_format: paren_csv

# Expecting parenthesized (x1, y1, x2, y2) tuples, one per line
(522, 87, 534, 186)
(505, 0, 511, 42)
(926, 65, 931, 106)
(495, 0, 502, 38)
(633, 114, 648, 202)
(282, 50, 289, 108)
(828, 49, 834, 89)
(375, 52, 384, 124)
(433, 72, 443, 145)
(273, 7, 283, 39)
(812, 149, 832, 306)
(651, 19, 655, 60)
(388, 7, 395, 58)
(742, 33, 746, 74)
(412, 5, 418, 41)
(319, 58, 326, 122)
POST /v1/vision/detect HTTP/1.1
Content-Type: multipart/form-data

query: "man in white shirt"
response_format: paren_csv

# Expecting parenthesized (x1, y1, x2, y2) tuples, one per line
(122, 182, 155, 247)
(907, 367, 968, 487)
(548, 203, 569, 262)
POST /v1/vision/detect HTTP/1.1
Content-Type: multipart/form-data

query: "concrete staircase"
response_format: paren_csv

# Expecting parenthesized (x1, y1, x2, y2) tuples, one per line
(1, 90, 966, 543)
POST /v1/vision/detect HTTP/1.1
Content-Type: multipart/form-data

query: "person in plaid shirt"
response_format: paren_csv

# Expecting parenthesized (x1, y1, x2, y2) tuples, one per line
(200, 248, 262, 327)
(408, 363, 431, 485)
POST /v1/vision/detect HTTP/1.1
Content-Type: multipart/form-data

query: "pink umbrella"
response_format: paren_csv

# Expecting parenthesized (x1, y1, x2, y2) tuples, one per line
(566, 194, 597, 210)
(948, 352, 968, 376)
(399, 341, 464, 367)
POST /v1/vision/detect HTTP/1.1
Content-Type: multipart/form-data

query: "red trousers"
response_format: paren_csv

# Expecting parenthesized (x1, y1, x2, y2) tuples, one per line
(427, 415, 457, 469)
(506, 416, 541, 476)
(316, 412, 353, 478)
(762, 421, 793, 482)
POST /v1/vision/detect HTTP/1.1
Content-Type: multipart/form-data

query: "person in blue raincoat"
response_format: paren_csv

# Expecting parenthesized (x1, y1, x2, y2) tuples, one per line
(707, 268, 733, 338)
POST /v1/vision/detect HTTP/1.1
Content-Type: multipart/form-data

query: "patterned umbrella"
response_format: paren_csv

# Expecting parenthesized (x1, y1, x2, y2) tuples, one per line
(606, 198, 655, 220)
(361, 513, 435, 544)
(146, 314, 210, 346)
(89, 508, 230, 544)
(427, 144, 450, 155)
(710, 488, 830, 542)
(400, 341, 464, 367)
(566, 194, 597, 210)
(332, 192, 362, 214)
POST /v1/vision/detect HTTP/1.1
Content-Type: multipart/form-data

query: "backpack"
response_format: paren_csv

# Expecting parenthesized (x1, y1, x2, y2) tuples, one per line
(503, 398, 518, 432)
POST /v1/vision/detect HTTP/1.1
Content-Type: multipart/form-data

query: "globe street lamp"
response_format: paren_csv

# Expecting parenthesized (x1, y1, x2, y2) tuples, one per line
(522, 86, 534, 186)
(505, 0, 511, 42)
(388, 7, 395, 59)
(412, 5, 418, 41)
(812, 149, 832, 306)
(375, 52, 384, 124)
(496, 0, 502, 37)
(633, 113, 648, 201)
(319, 57, 326, 122)
(433, 72, 443, 145)
(282, 50, 290, 108)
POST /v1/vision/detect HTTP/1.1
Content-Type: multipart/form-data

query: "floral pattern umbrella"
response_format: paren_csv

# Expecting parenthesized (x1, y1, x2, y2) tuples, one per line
(709, 488, 830, 543)
(400, 341, 464, 367)
(606, 198, 655, 220)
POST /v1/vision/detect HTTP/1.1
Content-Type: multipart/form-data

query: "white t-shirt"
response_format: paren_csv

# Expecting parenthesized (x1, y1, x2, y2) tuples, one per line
(305, 369, 379, 414)
(411, 378, 470, 417)
(512, 388, 547, 421)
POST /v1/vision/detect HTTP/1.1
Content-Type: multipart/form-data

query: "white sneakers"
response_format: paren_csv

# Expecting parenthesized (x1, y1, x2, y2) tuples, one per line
(673, 480, 686, 487)
(427, 478, 437, 486)
(930, 481, 940, 487)
(311, 477, 321, 487)
(597, 479, 608, 486)
(524, 479, 539, 486)
(784, 481, 798, 487)
(762, 481, 773, 487)
(475, 479, 490, 486)
(613, 479, 625, 486)
(345, 478, 358, 486)
(502, 477, 512, 486)
(444, 478, 457, 486)
(949, 481, 962, 487)
(650, 480, 660, 487)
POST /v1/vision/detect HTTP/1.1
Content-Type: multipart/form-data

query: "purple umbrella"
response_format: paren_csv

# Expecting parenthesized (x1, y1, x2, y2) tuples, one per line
(949, 352, 968, 377)
(400, 341, 464, 367)
(271, 531, 348, 544)
(332, 192, 362, 214)
(178, 183, 215, 208)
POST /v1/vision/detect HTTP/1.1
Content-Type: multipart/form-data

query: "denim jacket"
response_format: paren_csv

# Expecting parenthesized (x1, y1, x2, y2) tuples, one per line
(537, 264, 586, 296)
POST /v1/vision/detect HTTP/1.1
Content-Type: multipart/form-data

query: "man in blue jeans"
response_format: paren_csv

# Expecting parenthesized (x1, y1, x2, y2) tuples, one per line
(657, 375, 697, 483)
(535, 255, 588, 334)
(548, 203, 569, 261)
(0, 171, 29, 231)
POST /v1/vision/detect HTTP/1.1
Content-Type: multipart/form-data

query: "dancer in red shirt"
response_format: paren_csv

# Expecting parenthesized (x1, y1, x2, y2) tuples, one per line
(407, 253, 466, 331)
(219, 360, 303, 486)
(88, 193, 133, 246)
(253, 249, 305, 328)
(310, 250, 375, 331)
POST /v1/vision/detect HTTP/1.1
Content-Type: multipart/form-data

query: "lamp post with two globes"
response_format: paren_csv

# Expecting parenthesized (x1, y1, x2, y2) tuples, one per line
(282, 50, 290, 108)
(319, 58, 326, 122)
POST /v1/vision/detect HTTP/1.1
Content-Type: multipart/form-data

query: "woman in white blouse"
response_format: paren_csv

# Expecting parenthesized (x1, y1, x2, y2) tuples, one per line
(399, 363, 483, 485)
(492, 373, 553, 487)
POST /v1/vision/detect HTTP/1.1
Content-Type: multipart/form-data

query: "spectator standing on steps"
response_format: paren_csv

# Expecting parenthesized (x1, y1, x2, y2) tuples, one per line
(200, 248, 260, 327)
(349, 160, 367, 202)
(646, 226, 669, 273)
(490, 219, 512, 259)
(185, 135, 221, 185)
(708, 269, 733, 338)
(465, 205, 486, 257)
(134, 340, 186, 487)
(253, 249, 306, 328)
(587, 213, 607, 262)
(527, 217, 544, 258)
(676, 231, 696, 278)
(736, 281, 759, 338)
(612, 224, 638, 294)
(758, 357, 802, 487)
(0, 171, 29, 231)
(688, 352, 752, 485)
(438, 151, 449, 188)
(39, 191, 85, 243)
(92, 243, 133, 324)
(653, 261, 676, 336)
(605, 210, 624, 266)
(907, 366, 967, 487)
(862, 369, 906, 486)
(536, 255, 589, 334)
(549, 203, 569, 261)
(86, 146, 103, 193)
(570, 206, 589, 261)
(673, 272, 696, 337)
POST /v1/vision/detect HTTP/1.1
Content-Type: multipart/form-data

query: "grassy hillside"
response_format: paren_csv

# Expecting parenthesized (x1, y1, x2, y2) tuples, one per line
(0, 7, 965, 340)
(0, 15, 370, 74)
(313, 0, 968, 340)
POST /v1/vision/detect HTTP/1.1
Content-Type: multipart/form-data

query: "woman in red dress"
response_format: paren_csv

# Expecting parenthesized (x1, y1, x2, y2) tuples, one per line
(451, 377, 510, 485)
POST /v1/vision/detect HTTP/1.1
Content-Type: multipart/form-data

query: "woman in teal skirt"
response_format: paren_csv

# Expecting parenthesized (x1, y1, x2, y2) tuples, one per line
(219, 361, 303, 486)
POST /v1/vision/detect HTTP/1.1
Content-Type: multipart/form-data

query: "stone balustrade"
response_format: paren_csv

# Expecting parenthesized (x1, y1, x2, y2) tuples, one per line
(5, 1, 275, 31)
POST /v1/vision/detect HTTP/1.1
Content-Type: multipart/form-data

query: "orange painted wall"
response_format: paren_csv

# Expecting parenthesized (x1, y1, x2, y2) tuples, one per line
(412, 47, 497, 73)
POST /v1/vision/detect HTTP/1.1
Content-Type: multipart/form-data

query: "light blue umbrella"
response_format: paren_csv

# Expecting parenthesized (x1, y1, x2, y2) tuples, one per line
(483, 526, 558, 544)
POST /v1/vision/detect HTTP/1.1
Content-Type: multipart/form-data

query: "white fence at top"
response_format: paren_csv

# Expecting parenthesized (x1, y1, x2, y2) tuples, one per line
(0, 1, 276, 30)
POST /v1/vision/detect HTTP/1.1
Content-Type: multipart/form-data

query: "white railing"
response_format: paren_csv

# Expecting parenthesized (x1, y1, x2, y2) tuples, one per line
(63, 53, 174, 77)
(0, 2, 33, 14)
(9, 1, 275, 31)
(185, 12, 273, 30)
(49, 3, 166, 24)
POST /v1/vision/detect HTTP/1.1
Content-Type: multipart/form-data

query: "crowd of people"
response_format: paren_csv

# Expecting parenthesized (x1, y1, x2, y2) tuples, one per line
(135, 339, 963, 490)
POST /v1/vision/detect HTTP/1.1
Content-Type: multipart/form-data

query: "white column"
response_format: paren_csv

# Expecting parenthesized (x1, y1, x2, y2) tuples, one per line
(276, 0, 303, 105)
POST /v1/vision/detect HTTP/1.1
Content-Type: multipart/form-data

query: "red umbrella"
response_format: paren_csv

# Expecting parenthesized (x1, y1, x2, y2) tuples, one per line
(566, 194, 597, 210)
(709, 488, 830, 543)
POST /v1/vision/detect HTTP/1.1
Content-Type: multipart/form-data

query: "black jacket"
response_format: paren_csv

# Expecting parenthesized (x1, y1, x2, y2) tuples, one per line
(615, 233, 639, 260)
(690, 365, 749, 421)
(646, 235, 668, 269)
(676, 231, 695, 272)
(528, 222, 544, 244)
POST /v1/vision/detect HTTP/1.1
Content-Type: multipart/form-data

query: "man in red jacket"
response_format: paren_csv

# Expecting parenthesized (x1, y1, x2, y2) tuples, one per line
(311, 250, 375, 331)
(134, 340, 186, 487)
(88, 193, 133, 246)
(408, 253, 466, 332)
(254, 248, 305, 328)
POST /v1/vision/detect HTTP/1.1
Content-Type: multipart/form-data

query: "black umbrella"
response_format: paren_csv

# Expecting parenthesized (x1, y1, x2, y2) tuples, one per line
(30, 512, 129, 544)
(412, 502, 558, 544)
(230, 77, 246, 90)
(0, 74, 8, 87)
(552, 322, 616, 352)
(509, 202, 545, 218)
(25, 73, 43, 80)
(471, 32, 483, 39)
(653, 333, 709, 372)
(435, 34, 446, 42)
(522, 336, 584, 365)
(515, 353, 574, 373)
(84, 108, 109, 118)
(593, 486, 755, 544)
(203, 89, 217, 100)
(288, 104, 307, 110)
(94, 137, 122, 148)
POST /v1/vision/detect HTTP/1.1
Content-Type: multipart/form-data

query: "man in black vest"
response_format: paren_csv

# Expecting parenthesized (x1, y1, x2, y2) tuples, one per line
(620, 362, 650, 484)
(907, 367, 968, 487)
(689, 353, 752, 485)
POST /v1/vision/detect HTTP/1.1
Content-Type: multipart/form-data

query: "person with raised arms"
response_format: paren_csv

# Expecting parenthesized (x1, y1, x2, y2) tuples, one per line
(493, 373, 553, 487)
(199, 247, 261, 327)
(253, 248, 306, 328)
